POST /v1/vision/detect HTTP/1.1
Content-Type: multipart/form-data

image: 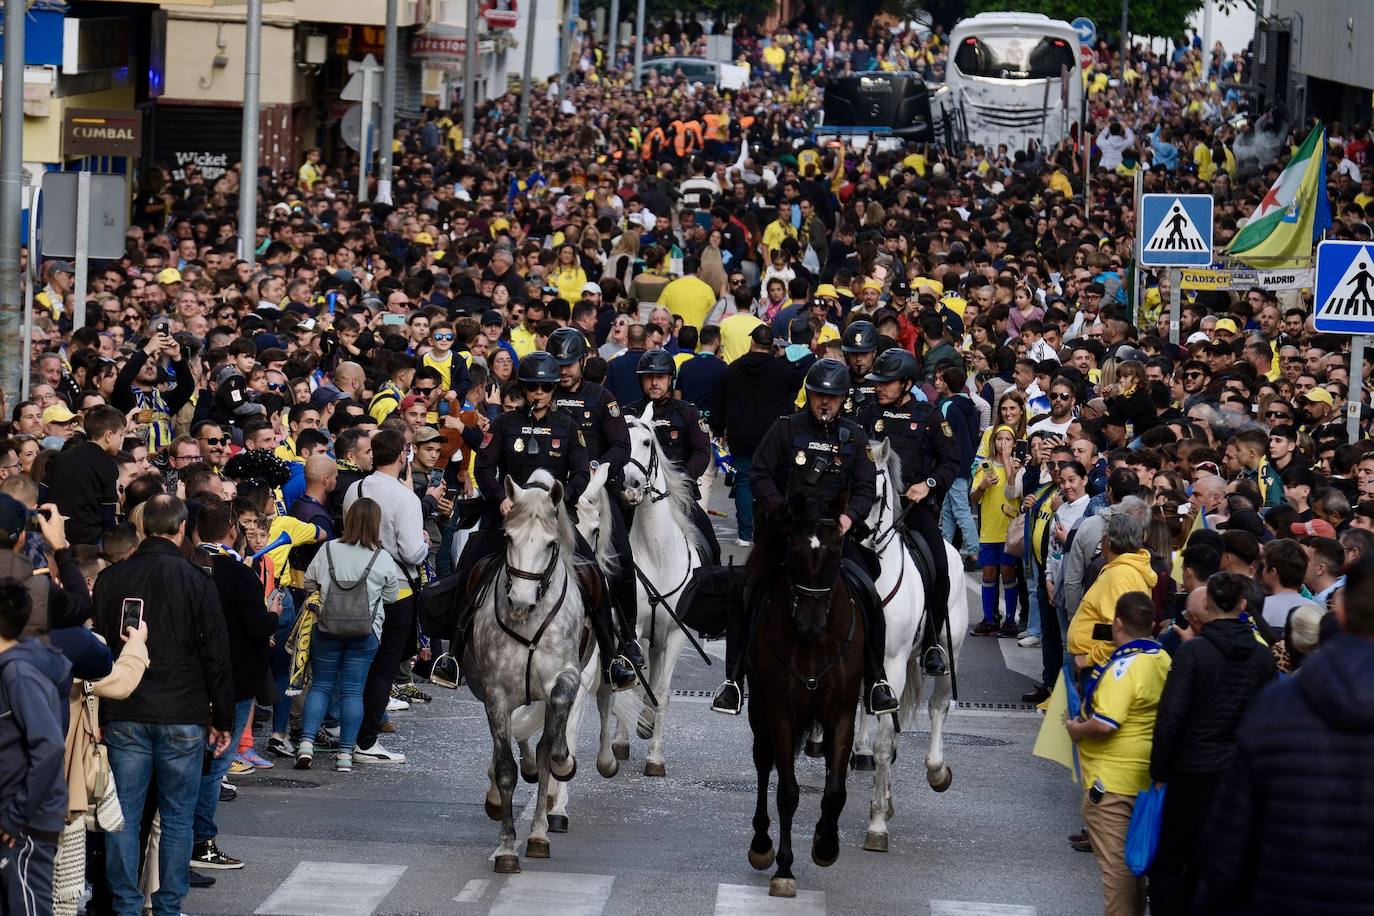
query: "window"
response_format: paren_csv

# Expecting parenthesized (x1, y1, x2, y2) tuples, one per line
(954, 35, 1075, 80)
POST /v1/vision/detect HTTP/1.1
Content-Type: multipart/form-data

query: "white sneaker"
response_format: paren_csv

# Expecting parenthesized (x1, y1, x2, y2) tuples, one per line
(386, 696, 410, 712)
(354, 742, 407, 764)
(734, 538, 752, 547)
(1018, 634, 1042, 648)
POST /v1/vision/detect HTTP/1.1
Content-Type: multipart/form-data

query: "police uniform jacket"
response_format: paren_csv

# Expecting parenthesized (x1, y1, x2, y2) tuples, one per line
(859, 397, 963, 505)
(750, 410, 877, 527)
(476, 405, 589, 523)
(627, 397, 711, 480)
(553, 381, 630, 471)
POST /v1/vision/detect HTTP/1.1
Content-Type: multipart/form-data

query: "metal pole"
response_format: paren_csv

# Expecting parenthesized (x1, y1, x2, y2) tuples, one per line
(360, 63, 374, 202)
(607, 0, 620, 63)
(1119, 0, 1129, 83)
(0, 0, 27, 405)
(1168, 267, 1181, 346)
(73, 170, 90, 331)
(238, 0, 262, 266)
(377, 0, 398, 205)
(518, 0, 538, 137)
(20, 184, 39, 401)
(561, 0, 576, 97)
(632, 0, 645, 88)
(1348, 337, 1365, 444)
(463, 0, 478, 147)
(1201, 0, 1214, 81)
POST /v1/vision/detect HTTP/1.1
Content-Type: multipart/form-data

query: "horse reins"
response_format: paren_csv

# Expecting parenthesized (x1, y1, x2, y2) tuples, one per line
(494, 548, 571, 708)
(771, 588, 859, 692)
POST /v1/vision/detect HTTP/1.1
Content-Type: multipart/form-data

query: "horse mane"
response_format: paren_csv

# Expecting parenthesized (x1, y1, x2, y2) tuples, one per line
(881, 440, 904, 499)
(631, 411, 708, 562)
(506, 469, 580, 575)
(586, 481, 620, 577)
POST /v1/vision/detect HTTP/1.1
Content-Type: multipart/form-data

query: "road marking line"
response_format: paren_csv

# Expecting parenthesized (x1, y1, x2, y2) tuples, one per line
(489, 871, 615, 916)
(454, 878, 491, 903)
(930, 900, 1037, 916)
(254, 861, 407, 916)
(715, 883, 826, 915)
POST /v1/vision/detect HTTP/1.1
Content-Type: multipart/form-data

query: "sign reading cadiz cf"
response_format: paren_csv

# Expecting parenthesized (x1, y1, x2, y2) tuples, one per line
(481, 0, 518, 30)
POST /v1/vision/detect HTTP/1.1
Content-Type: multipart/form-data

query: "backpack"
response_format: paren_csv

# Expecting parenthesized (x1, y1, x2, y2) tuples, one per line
(317, 544, 381, 639)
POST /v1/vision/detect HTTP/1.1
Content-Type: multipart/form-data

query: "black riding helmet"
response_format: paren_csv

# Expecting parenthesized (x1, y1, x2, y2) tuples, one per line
(866, 347, 919, 384)
(637, 348, 676, 377)
(517, 351, 561, 385)
(547, 327, 587, 365)
(841, 320, 879, 354)
(804, 358, 850, 395)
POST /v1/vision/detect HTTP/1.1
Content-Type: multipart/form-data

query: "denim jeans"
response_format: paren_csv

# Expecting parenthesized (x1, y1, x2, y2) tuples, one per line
(193, 698, 253, 843)
(104, 721, 205, 916)
(940, 477, 980, 558)
(269, 590, 298, 734)
(732, 454, 755, 541)
(302, 630, 380, 755)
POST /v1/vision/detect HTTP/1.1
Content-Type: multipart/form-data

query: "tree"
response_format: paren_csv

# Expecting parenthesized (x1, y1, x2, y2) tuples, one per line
(964, 0, 1205, 40)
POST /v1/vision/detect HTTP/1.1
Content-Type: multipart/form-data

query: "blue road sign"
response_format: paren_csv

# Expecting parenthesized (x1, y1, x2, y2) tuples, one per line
(1313, 240, 1374, 334)
(1139, 194, 1214, 267)
(1072, 17, 1096, 47)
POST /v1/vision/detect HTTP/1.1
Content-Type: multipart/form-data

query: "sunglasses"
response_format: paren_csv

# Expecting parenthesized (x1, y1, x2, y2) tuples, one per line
(1049, 392, 1073, 401)
(1184, 371, 1205, 379)
(413, 386, 437, 396)
(433, 333, 454, 342)
(1265, 411, 1292, 420)
(198, 436, 227, 446)
(523, 382, 556, 393)
(267, 382, 285, 391)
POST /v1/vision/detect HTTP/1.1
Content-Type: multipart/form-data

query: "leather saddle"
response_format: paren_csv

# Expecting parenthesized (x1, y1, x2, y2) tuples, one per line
(898, 527, 946, 607)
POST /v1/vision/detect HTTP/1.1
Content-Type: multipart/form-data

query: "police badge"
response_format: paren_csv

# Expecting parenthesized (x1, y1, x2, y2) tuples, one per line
(514, 438, 525, 452)
(796, 451, 806, 465)
(608, 402, 620, 417)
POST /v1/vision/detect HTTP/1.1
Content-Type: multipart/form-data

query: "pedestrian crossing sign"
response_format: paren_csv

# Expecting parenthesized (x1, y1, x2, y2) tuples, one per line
(1313, 240, 1374, 333)
(1139, 194, 1214, 266)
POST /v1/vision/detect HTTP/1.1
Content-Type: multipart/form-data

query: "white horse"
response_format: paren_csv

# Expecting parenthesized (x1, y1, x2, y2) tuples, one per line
(609, 411, 707, 777)
(509, 463, 617, 833)
(854, 439, 969, 853)
(465, 471, 586, 873)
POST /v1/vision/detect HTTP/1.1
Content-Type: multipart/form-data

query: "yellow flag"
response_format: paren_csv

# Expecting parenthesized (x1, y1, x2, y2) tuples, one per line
(1032, 670, 1080, 782)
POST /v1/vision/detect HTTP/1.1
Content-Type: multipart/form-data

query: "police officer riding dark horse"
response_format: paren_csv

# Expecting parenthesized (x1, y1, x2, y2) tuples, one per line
(627, 348, 721, 566)
(859, 347, 962, 677)
(546, 327, 648, 671)
(711, 358, 900, 718)
(446, 351, 638, 692)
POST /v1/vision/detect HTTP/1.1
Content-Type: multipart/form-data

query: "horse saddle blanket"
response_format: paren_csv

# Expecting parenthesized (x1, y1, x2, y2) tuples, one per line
(680, 563, 747, 639)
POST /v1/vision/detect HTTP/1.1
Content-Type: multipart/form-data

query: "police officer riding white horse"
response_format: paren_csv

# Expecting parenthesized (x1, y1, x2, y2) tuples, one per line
(711, 358, 900, 718)
(858, 346, 963, 678)
(446, 350, 639, 691)
(626, 348, 721, 565)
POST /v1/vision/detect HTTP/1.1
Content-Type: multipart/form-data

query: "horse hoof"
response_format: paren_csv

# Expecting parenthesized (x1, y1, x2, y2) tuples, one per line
(493, 854, 521, 874)
(803, 739, 824, 759)
(551, 755, 577, 783)
(852, 753, 876, 771)
(748, 846, 775, 871)
(597, 757, 619, 778)
(863, 831, 889, 853)
(519, 760, 538, 784)
(929, 764, 953, 793)
(811, 839, 839, 868)
(644, 760, 666, 778)
(547, 815, 569, 834)
(525, 837, 550, 859)
(484, 798, 502, 821)
(769, 878, 797, 899)
(612, 742, 630, 761)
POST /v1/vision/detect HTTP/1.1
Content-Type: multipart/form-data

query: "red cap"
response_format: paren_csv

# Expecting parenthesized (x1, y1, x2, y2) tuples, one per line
(398, 394, 424, 412)
(1290, 519, 1337, 539)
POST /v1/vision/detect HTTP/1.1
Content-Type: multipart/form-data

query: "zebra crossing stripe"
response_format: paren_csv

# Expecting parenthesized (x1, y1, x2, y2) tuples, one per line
(930, 900, 1037, 915)
(715, 883, 827, 915)
(254, 861, 408, 916)
(489, 872, 615, 916)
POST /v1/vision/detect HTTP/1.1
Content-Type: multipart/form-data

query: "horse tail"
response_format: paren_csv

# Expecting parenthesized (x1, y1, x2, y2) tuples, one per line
(899, 655, 922, 731)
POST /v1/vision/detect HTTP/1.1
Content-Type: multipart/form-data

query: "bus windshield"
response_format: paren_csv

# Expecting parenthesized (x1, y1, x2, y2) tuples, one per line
(953, 34, 1075, 80)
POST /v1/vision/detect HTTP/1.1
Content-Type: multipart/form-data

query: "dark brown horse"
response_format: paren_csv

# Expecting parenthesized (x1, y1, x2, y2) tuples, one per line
(745, 490, 866, 898)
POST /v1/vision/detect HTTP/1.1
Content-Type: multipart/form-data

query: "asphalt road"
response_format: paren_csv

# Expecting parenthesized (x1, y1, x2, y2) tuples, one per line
(192, 486, 1101, 916)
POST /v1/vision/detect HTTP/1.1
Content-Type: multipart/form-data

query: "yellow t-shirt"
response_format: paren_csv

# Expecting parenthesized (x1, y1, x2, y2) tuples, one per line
(1077, 649, 1172, 795)
(262, 516, 321, 590)
(509, 325, 539, 359)
(972, 462, 1017, 544)
(657, 275, 718, 330)
(763, 45, 785, 69)
(761, 219, 798, 259)
(368, 383, 404, 423)
(719, 313, 764, 363)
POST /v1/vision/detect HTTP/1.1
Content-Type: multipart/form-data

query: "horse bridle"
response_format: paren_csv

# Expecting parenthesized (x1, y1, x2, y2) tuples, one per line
(868, 468, 907, 608)
(495, 535, 570, 707)
(503, 538, 562, 604)
(626, 434, 671, 503)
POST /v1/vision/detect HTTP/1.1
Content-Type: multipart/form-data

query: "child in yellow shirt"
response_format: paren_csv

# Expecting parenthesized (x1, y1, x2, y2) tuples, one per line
(970, 426, 1023, 635)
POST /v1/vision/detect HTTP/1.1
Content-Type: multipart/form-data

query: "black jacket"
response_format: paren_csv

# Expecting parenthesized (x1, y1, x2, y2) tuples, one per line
(48, 441, 118, 546)
(1150, 618, 1277, 781)
(1194, 635, 1374, 915)
(716, 352, 805, 457)
(94, 538, 234, 731)
(209, 554, 278, 702)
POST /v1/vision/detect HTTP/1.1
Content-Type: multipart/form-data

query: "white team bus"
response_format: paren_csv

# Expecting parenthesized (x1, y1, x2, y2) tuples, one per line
(945, 12, 1082, 152)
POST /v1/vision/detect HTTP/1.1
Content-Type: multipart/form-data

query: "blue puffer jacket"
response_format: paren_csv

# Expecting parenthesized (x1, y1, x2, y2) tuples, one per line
(1194, 634, 1374, 915)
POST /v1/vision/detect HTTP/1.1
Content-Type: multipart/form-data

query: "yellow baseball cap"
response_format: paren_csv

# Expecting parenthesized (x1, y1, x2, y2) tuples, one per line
(861, 279, 883, 292)
(913, 276, 943, 295)
(1302, 387, 1334, 406)
(413, 231, 434, 245)
(156, 268, 182, 285)
(1214, 318, 1239, 334)
(42, 403, 77, 424)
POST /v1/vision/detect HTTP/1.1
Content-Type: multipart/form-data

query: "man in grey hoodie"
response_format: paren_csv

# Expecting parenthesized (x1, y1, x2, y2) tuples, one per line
(0, 577, 70, 915)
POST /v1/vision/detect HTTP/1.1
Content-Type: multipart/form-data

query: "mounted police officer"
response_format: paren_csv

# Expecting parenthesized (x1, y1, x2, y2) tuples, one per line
(840, 320, 879, 415)
(626, 348, 722, 565)
(710, 358, 899, 717)
(447, 351, 636, 690)
(859, 347, 963, 677)
(547, 327, 646, 670)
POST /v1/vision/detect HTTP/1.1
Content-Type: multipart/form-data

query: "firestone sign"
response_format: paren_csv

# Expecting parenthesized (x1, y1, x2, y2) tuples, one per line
(64, 108, 141, 158)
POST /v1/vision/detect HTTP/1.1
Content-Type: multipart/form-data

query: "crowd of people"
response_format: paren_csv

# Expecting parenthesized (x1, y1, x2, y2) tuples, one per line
(1, 12, 1374, 916)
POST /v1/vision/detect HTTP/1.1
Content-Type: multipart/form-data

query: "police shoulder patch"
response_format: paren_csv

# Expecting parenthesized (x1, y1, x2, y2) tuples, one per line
(577, 430, 586, 447)
(698, 418, 709, 434)
(608, 401, 620, 417)
(941, 422, 954, 438)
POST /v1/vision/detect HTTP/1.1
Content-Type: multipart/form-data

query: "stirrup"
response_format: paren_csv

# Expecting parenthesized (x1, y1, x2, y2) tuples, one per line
(622, 638, 646, 668)
(867, 680, 899, 717)
(922, 644, 949, 677)
(606, 656, 637, 692)
(430, 653, 460, 690)
(710, 680, 743, 716)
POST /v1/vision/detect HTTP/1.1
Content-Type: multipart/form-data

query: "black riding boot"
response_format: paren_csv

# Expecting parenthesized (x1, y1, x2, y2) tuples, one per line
(861, 599, 899, 716)
(591, 591, 637, 691)
(710, 584, 753, 715)
(690, 502, 722, 566)
(614, 565, 647, 669)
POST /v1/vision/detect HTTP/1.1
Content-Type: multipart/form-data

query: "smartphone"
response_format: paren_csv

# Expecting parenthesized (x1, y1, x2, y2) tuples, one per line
(155, 320, 171, 336)
(24, 507, 50, 533)
(1088, 778, 1106, 805)
(382, 313, 406, 327)
(1013, 440, 1030, 462)
(120, 597, 144, 634)
(444, 487, 460, 504)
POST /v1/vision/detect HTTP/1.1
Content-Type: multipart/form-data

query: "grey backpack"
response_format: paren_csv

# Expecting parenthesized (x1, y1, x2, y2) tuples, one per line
(318, 544, 380, 639)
